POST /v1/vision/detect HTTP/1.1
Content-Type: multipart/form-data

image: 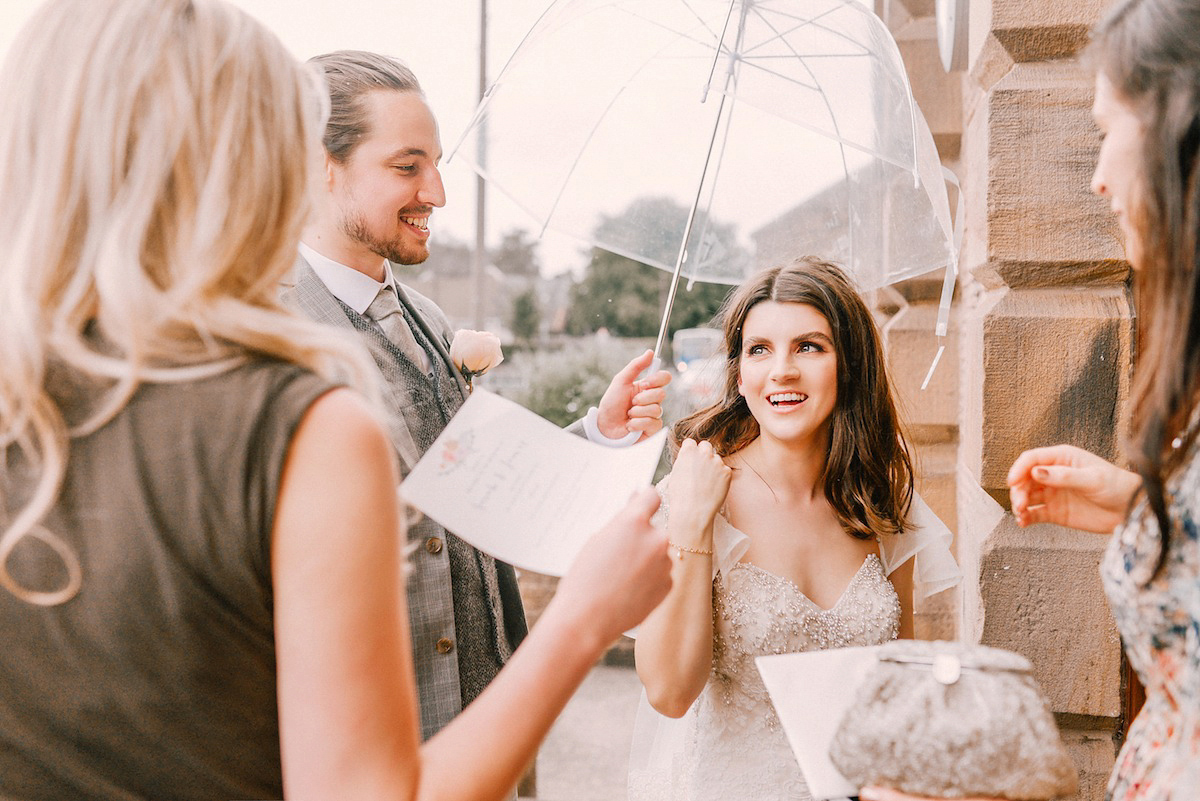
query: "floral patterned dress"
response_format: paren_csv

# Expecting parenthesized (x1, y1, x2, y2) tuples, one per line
(1102, 448, 1200, 800)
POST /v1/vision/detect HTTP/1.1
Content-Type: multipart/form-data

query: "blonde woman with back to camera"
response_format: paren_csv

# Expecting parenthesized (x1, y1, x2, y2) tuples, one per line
(0, 2, 672, 800)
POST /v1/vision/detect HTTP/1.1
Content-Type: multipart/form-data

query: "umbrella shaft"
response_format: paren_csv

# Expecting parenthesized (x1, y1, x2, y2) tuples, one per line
(654, 0, 746, 362)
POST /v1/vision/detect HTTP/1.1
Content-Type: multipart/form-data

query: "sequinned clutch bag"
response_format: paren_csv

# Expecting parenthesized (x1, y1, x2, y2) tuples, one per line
(828, 640, 1078, 800)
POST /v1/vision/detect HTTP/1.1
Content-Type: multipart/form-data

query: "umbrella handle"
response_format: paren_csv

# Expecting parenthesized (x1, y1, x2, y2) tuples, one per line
(606, 430, 642, 447)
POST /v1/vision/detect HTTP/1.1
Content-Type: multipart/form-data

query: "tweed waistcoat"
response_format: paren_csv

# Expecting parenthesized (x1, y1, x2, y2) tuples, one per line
(282, 258, 528, 741)
(336, 299, 513, 708)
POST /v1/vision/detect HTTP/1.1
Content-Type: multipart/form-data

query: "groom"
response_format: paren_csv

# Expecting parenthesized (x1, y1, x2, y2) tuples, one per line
(285, 50, 670, 741)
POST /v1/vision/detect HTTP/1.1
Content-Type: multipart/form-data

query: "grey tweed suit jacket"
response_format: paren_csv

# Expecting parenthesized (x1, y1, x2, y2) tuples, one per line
(281, 255, 531, 740)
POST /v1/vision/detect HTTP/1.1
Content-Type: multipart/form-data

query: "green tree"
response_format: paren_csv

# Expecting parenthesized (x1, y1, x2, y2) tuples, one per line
(511, 289, 541, 344)
(566, 196, 739, 337)
(492, 228, 540, 277)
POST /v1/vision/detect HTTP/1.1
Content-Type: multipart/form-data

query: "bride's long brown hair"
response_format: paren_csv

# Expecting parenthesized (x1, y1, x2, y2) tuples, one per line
(674, 258, 913, 540)
(1090, 0, 1200, 578)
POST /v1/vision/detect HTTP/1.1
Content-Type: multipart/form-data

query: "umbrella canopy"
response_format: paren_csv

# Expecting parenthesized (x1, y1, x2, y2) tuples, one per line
(451, 0, 956, 296)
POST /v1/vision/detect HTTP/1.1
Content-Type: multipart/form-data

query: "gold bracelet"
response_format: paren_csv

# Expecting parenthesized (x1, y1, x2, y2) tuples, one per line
(669, 541, 714, 560)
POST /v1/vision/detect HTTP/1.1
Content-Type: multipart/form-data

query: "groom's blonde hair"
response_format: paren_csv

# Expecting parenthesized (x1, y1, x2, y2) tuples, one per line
(0, 0, 377, 606)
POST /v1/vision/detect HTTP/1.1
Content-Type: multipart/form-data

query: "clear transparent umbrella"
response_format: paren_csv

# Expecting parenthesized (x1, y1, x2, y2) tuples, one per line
(450, 0, 957, 357)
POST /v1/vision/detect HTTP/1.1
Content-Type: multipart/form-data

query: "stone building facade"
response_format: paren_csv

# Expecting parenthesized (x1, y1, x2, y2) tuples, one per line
(878, 0, 1132, 798)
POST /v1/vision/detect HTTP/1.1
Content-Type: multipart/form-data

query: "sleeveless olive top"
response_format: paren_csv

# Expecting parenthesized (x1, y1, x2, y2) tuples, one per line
(0, 361, 335, 801)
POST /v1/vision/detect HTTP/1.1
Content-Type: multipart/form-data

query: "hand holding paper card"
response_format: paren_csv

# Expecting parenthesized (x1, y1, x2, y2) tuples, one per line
(400, 389, 666, 577)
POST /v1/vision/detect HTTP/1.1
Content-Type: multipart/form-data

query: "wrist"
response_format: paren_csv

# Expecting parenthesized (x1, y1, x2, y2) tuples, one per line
(584, 407, 639, 447)
(537, 587, 617, 662)
(667, 517, 715, 548)
(668, 541, 713, 560)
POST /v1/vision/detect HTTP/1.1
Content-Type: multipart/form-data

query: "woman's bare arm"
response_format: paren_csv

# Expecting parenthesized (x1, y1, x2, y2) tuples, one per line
(273, 389, 673, 801)
(273, 388, 420, 801)
(635, 440, 731, 717)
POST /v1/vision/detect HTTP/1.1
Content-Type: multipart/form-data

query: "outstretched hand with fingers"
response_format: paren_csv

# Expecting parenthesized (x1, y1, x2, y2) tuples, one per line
(1006, 444, 1142, 534)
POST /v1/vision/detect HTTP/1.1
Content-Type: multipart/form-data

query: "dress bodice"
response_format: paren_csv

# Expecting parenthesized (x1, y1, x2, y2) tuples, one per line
(710, 556, 901, 730)
(679, 541, 901, 801)
(630, 477, 957, 801)
(1101, 448, 1200, 801)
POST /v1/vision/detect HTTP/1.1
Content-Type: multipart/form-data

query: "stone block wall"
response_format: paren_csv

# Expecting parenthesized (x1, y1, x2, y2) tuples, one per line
(883, 0, 1132, 797)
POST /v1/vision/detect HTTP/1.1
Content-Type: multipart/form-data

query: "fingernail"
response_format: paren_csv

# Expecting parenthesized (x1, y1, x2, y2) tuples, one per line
(860, 789, 883, 801)
(1033, 467, 1049, 480)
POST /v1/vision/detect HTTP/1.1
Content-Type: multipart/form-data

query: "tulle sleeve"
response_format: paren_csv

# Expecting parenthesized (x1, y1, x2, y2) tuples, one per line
(655, 474, 750, 581)
(877, 491, 961, 598)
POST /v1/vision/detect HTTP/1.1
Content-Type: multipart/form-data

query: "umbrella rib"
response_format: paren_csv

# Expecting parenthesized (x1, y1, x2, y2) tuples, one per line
(750, 2, 857, 271)
(739, 4, 871, 60)
(489, 0, 566, 87)
(689, 72, 741, 279)
(750, 4, 911, 99)
(536, 33, 696, 237)
(612, 2, 726, 55)
(654, 1, 750, 359)
(728, 58, 822, 93)
(673, 0, 723, 42)
(755, 3, 921, 177)
(709, 55, 909, 167)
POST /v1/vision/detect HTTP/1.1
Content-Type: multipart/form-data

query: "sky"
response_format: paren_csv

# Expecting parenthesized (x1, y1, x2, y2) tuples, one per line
(0, 0, 593, 275)
(0, 0, 892, 279)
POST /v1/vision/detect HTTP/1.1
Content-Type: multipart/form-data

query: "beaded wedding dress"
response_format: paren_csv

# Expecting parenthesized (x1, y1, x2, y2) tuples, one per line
(628, 481, 960, 801)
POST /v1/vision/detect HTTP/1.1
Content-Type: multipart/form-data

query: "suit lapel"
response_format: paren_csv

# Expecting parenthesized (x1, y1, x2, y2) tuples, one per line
(285, 255, 424, 473)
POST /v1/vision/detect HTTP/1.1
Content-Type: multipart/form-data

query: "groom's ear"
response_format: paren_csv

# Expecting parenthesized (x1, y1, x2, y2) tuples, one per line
(323, 151, 338, 189)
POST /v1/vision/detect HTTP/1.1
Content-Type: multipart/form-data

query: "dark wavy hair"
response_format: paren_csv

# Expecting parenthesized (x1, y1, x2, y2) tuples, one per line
(673, 257, 913, 540)
(1089, 0, 1200, 577)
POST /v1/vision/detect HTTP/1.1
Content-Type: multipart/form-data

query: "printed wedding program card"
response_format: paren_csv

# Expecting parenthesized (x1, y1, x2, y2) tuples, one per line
(756, 646, 882, 801)
(400, 389, 666, 577)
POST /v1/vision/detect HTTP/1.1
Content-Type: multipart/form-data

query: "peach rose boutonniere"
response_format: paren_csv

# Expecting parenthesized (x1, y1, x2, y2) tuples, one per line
(450, 329, 504, 389)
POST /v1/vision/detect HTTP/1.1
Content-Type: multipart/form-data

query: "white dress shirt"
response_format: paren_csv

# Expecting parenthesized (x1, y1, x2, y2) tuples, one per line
(299, 242, 430, 373)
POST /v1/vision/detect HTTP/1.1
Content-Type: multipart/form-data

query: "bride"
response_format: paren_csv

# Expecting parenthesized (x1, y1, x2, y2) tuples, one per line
(630, 258, 959, 801)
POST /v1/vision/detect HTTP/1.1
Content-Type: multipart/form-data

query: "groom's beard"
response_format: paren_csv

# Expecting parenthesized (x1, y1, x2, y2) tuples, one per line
(341, 211, 431, 266)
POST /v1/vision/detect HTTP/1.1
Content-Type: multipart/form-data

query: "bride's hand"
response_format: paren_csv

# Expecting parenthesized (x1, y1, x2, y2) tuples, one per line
(668, 439, 732, 533)
(1007, 444, 1141, 534)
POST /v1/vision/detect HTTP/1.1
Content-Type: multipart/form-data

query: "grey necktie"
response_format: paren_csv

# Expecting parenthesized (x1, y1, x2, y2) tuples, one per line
(366, 285, 431, 374)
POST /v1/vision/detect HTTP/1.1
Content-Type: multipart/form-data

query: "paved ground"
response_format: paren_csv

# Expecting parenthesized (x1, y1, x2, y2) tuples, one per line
(523, 664, 644, 801)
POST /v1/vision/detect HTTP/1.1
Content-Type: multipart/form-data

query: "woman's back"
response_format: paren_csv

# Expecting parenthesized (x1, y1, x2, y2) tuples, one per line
(0, 361, 333, 801)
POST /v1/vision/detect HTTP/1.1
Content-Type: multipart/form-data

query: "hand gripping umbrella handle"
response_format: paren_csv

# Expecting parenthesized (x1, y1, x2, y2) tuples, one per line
(603, 356, 663, 448)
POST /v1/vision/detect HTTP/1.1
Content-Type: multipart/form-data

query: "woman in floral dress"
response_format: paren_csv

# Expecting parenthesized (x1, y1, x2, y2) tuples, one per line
(871, 1, 1200, 799)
